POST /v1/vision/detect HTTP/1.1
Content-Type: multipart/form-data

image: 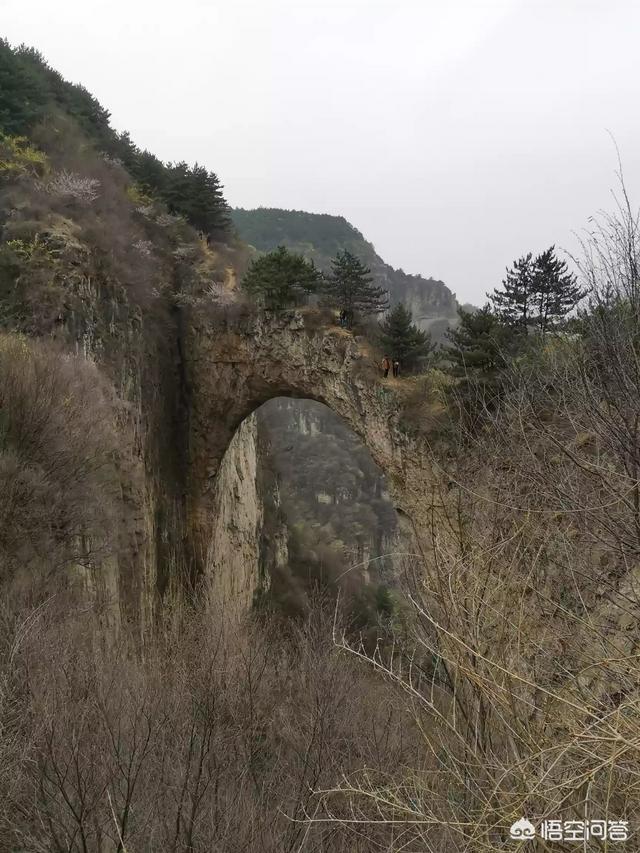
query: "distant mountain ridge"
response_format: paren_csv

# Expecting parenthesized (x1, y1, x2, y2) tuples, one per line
(232, 207, 459, 337)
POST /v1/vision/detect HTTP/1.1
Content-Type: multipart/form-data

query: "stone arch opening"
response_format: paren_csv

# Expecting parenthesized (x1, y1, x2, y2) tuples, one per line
(204, 395, 411, 620)
(184, 311, 433, 600)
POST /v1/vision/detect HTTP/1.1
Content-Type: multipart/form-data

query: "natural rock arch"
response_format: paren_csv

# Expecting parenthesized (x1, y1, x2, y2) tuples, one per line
(184, 310, 439, 587)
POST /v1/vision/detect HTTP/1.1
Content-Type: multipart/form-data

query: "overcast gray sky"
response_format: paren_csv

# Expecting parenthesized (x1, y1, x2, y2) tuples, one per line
(3, 0, 639, 303)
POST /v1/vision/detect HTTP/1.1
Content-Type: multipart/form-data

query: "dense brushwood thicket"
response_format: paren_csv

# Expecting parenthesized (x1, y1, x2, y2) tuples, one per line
(0, 335, 119, 591)
(0, 599, 421, 853)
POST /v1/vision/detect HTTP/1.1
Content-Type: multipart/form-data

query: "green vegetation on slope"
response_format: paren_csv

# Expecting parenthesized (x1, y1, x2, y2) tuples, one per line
(232, 206, 459, 337)
(0, 39, 231, 238)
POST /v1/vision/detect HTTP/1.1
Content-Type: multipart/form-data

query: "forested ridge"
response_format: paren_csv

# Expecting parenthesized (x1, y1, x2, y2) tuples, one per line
(233, 206, 459, 334)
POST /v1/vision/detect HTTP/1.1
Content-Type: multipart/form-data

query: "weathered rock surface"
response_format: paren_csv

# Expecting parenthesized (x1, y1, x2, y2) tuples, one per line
(184, 309, 439, 594)
(206, 413, 270, 619)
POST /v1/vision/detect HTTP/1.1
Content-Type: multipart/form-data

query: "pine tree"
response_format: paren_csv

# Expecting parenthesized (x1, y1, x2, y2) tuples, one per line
(162, 161, 230, 237)
(185, 164, 231, 236)
(163, 161, 190, 214)
(0, 40, 48, 134)
(132, 149, 167, 197)
(379, 303, 434, 371)
(323, 250, 389, 326)
(533, 246, 585, 334)
(489, 248, 585, 335)
(488, 253, 535, 330)
(444, 306, 513, 378)
(242, 246, 322, 309)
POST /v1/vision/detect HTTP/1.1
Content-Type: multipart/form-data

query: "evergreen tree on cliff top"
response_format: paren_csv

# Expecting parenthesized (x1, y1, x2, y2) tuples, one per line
(532, 246, 585, 334)
(379, 303, 434, 371)
(488, 253, 535, 331)
(444, 306, 513, 379)
(164, 161, 230, 236)
(489, 248, 584, 334)
(323, 250, 389, 326)
(242, 246, 322, 309)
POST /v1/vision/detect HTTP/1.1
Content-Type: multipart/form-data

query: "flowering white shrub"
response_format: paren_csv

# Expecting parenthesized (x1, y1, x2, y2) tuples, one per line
(38, 170, 101, 203)
(133, 239, 153, 256)
(101, 154, 123, 168)
(155, 212, 183, 227)
(172, 244, 198, 260)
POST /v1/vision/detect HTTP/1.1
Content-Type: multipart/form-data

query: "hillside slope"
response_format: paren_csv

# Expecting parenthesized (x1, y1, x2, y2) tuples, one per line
(0, 40, 403, 628)
(232, 207, 459, 337)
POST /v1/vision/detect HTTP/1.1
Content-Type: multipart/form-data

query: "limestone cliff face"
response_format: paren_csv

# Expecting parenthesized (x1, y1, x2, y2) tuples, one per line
(12, 272, 436, 632)
(52, 297, 438, 631)
(205, 413, 269, 619)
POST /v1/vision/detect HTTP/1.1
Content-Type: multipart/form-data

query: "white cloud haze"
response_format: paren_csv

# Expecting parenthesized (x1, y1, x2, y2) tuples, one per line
(3, 0, 639, 302)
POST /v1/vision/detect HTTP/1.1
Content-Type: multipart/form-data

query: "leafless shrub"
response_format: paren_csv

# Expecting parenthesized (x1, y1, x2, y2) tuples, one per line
(301, 304, 335, 332)
(572, 155, 640, 310)
(136, 203, 156, 218)
(0, 601, 415, 853)
(310, 179, 640, 849)
(194, 293, 259, 330)
(0, 334, 119, 591)
(173, 243, 199, 260)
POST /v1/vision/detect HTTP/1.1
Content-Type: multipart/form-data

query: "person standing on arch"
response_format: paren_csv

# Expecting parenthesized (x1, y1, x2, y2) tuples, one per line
(381, 355, 391, 378)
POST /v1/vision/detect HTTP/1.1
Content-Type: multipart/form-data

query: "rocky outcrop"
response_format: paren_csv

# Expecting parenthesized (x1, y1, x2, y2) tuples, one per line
(205, 413, 270, 619)
(184, 309, 439, 595)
